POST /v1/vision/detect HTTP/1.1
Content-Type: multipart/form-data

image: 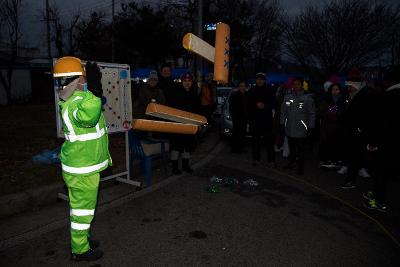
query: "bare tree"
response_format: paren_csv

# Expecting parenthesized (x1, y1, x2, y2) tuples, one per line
(249, 0, 283, 71)
(38, 1, 81, 57)
(389, 4, 400, 66)
(0, 0, 23, 105)
(74, 11, 111, 61)
(283, 0, 398, 78)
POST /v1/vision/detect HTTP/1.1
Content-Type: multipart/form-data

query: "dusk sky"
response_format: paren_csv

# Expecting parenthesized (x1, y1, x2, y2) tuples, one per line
(14, 0, 398, 55)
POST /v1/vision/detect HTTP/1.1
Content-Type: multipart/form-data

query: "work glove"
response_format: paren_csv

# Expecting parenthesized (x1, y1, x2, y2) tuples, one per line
(85, 61, 103, 98)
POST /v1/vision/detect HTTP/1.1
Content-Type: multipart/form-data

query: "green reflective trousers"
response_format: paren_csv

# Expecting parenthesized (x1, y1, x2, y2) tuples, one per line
(63, 172, 99, 254)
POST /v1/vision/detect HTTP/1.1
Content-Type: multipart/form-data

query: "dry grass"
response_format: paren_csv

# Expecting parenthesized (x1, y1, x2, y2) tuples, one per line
(0, 104, 127, 196)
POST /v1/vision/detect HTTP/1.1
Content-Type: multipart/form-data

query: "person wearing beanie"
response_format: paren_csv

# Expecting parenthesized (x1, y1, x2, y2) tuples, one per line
(248, 72, 277, 167)
(318, 83, 347, 169)
(340, 68, 372, 189)
(362, 65, 400, 211)
(133, 70, 166, 119)
(168, 72, 200, 174)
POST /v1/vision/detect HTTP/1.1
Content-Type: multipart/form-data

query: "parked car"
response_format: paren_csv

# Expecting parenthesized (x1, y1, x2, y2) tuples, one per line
(219, 88, 251, 138)
(213, 86, 233, 118)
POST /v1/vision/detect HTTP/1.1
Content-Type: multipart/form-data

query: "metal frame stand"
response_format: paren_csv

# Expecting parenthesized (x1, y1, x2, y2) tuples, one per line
(58, 131, 141, 201)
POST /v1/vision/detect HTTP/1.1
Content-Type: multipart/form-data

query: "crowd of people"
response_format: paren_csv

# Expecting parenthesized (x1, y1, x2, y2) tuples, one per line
(132, 64, 216, 175)
(227, 66, 400, 213)
(132, 63, 400, 213)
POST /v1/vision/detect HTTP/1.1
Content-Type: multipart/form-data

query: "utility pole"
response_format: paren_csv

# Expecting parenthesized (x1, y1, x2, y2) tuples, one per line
(196, 0, 203, 83)
(111, 0, 115, 62)
(46, 0, 52, 58)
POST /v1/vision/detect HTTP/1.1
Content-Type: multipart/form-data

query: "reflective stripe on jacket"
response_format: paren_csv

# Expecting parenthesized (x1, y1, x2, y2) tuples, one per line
(280, 91, 316, 138)
(59, 90, 112, 175)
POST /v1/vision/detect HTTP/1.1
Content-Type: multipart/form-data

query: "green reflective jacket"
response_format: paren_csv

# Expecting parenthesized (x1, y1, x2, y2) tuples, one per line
(59, 90, 112, 176)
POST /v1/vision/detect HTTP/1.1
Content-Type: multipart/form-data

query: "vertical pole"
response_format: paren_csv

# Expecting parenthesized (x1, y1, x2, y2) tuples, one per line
(126, 130, 131, 180)
(46, 0, 51, 58)
(111, 0, 115, 62)
(196, 0, 203, 83)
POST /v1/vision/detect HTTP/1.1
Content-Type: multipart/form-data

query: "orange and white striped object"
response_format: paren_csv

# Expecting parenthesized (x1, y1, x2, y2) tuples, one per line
(132, 119, 198, 135)
(145, 103, 207, 125)
(182, 33, 215, 63)
(214, 23, 230, 84)
(182, 22, 230, 85)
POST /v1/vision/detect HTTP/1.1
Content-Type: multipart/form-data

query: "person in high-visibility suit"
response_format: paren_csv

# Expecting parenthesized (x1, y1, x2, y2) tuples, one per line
(53, 56, 111, 262)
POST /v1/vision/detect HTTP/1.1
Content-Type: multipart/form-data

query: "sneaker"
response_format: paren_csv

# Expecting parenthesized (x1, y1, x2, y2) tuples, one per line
(319, 161, 336, 168)
(362, 191, 374, 201)
(72, 248, 103, 262)
(358, 168, 370, 178)
(335, 161, 345, 167)
(337, 166, 348, 175)
(341, 180, 356, 189)
(274, 144, 282, 152)
(364, 198, 387, 212)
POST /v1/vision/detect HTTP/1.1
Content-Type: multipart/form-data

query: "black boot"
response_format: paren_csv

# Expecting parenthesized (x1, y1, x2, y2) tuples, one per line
(172, 160, 182, 175)
(72, 248, 103, 262)
(182, 158, 194, 173)
(89, 239, 100, 249)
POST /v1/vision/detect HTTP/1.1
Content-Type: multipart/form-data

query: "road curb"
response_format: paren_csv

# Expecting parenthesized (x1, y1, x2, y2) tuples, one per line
(0, 141, 225, 251)
(0, 183, 64, 219)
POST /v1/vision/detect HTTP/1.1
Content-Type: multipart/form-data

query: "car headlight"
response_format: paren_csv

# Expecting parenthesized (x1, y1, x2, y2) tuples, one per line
(225, 115, 231, 121)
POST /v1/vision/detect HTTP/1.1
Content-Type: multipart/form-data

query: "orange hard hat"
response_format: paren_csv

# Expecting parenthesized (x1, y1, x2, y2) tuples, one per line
(53, 56, 84, 78)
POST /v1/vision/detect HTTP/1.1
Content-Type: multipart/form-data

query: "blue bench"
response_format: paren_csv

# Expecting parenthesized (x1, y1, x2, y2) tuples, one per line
(128, 130, 168, 186)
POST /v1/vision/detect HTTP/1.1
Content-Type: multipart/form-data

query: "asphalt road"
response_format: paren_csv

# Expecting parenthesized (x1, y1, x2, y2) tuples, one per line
(0, 143, 399, 267)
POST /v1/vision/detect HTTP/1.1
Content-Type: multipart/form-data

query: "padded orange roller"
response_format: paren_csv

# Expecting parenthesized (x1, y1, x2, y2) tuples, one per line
(182, 22, 230, 85)
(145, 103, 207, 125)
(132, 119, 198, 135)
(214, 23, 230, 84)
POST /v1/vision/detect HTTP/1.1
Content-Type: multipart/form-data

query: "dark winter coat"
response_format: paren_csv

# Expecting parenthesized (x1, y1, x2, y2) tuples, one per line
(133, 84, 166, 119)
(342, 86, 375, 140)
(168, 83, 200, 152)
(280, 91, 316, 138)
(228, 89, 248, 123)
(158, 76, 176, 105)
(364, 84, 400, 166)
(318, 94, 347, 141)
(169, 84, 200, 113)
(247, 84, 276, 131)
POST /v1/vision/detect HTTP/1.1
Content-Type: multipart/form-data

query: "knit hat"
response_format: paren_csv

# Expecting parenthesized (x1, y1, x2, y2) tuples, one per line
(255, 72, 266, 80)
(345, 68, 365, 91)
(181, 72, 193, 81)
(323, 81, 333, 92)
(148, 70, 158, 80)
(328, 75, 341, 84)
(284, 77, 294, 89)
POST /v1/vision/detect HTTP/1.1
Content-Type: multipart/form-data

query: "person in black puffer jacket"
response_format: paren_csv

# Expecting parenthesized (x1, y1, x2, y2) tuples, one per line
(168, 72, 200, 175)
(363, 65, 400, 211)
(248, 72, 277, 166)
